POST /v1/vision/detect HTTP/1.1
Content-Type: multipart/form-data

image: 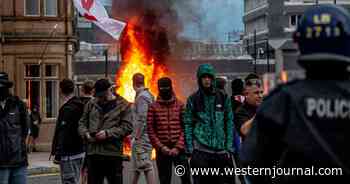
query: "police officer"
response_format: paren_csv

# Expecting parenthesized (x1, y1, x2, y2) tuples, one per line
(240, 4, 350, 183)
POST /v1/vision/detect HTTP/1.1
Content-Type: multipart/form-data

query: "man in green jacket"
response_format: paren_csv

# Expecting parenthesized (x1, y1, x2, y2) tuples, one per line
(184, 64, 235, 184)
(78, 79, 133, 184)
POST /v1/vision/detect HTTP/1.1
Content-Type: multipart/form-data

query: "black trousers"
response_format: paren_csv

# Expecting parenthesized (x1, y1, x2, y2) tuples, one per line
(190, 150, 236, 184)
(156, 151, 191, 184)
(87, 155, 123, 184)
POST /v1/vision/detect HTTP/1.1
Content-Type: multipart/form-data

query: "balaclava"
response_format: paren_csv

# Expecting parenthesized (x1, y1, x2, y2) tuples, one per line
(0, 88, 9, 101)
(158, 77, 173, 101)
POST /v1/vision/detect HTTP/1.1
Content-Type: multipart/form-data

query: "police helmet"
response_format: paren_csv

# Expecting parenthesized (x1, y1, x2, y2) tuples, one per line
(294, 4, 350, 67)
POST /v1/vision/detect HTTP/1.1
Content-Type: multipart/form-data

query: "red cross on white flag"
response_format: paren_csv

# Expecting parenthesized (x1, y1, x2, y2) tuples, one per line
(73, 0, 126, 40)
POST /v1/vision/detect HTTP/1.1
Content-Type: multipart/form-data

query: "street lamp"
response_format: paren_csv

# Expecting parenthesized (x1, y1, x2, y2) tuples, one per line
(39, 24, 58, 64)
(30, 24, 58, 112)
(254, 29, 257, 73)
(266, 38, 270, 72)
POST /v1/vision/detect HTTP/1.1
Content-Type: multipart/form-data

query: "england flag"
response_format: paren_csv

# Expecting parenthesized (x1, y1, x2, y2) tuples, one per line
(73, 0, 126, 40)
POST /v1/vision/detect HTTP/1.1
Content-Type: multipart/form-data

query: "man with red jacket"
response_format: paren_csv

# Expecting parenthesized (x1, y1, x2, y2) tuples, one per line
(147, 77, 191, 184)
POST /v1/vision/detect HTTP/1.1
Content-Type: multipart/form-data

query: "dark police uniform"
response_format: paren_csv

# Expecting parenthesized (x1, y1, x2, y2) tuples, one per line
(240, 80, 350, 183)
(240, 4, 350, 184)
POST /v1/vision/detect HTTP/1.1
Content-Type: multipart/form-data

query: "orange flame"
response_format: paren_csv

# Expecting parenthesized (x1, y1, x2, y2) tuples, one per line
(151, 149, 156, 160)
(116, 20, 167, 102)
(117, 19, 168, 160)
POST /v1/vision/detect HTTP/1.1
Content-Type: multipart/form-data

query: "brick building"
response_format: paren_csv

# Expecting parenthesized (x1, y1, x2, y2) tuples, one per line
(0, 0, 77, 150)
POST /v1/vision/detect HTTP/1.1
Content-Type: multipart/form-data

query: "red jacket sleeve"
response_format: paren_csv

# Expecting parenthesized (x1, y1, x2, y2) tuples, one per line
(175, 103, 185, 150)
(147, 104, 165, 150)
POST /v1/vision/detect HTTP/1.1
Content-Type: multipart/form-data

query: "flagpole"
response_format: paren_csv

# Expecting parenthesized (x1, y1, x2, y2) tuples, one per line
(104, 49, 108, 78)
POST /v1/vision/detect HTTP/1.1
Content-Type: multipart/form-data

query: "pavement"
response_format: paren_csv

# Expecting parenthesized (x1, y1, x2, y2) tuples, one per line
(27, 152, 172, 184)
(27, 152, 240, 184)
(28, 152, 60, 176)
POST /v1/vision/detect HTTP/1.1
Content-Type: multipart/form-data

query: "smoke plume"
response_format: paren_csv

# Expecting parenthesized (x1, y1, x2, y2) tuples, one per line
(111, 0, 243, 42)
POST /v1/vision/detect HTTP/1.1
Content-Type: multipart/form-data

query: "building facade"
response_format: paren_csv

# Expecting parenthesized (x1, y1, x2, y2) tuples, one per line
(243, 0, 350, 76)
(1, 0, 77, 150)
(180, 40, 244, 60)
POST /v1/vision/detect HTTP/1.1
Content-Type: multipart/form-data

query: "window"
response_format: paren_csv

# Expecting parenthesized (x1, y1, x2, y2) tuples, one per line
(45, 81, 58, 118)
(25, 0, 40, 16)
(25, 65, 41, 113)
(44, 0, 58, 16)
(290, 15, 303, 27)
(24, 64, 59, 119)
(290, 15, 297, 26)
(45, 64, 58, 77)
(25, 65, 40, 77)
(25, 80, 41, 112)
(25, 0, 58, 17)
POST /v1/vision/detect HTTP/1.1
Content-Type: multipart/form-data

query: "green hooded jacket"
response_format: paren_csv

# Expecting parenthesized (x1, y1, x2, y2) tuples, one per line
(183, 64, 234, 154)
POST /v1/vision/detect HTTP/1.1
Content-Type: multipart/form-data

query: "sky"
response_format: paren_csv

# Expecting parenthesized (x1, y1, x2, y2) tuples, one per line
(100, 0, 112, 6)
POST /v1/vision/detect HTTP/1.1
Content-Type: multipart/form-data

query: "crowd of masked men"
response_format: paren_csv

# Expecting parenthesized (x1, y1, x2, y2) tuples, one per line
(1, 4, 350, 184)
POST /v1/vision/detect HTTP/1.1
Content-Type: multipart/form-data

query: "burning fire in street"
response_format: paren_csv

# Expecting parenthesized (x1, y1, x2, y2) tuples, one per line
(117, 14, 170, 160)
(115, 18, 167, 102)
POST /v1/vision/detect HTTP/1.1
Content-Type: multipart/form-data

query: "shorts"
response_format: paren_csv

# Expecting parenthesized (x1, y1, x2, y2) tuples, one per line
(30, 126, 40, 139)
(131, 150, 153, 172)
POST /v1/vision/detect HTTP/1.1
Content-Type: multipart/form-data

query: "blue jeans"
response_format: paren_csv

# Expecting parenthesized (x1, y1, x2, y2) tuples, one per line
(59, 157, 84, 184)
(0, 166, 27, 184)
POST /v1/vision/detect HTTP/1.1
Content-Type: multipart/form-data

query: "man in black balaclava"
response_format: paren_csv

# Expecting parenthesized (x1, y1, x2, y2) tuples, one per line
(0, 84, 10, 101)
(0, 72, 29, 184)
(147, 77, 191, 184)
(158, 77, 173, 101)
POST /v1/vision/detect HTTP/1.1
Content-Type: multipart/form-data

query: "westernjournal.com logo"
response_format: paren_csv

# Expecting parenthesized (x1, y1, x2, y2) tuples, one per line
(174, 165, 343, 179)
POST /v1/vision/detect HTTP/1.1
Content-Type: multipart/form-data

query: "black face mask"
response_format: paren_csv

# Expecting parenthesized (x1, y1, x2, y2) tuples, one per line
(97, 95, 108, 106)
(0, 88, 9, 101)
(159, 88, 172, 101)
